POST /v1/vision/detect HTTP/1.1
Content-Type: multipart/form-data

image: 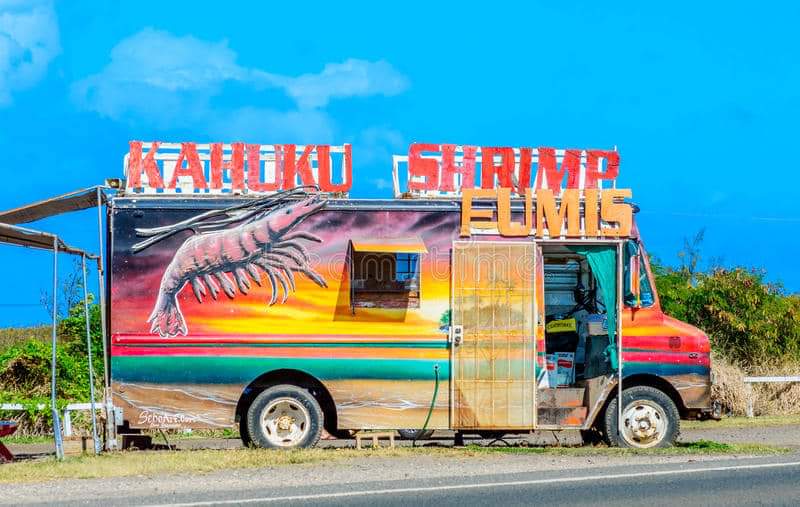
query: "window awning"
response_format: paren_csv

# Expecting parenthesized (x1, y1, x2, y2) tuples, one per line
(0, 222, 97, 258)
(0, 186, 107, 225)
(351, 236, 428, 254)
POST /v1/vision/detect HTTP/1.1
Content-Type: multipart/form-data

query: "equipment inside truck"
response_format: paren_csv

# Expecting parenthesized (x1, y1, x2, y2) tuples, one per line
(542, 245, 612, 387)
(535, 244, 621, 429)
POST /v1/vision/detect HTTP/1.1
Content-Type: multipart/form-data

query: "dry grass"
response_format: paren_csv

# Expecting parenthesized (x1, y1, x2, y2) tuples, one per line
(0, 442, 785, 484)
(712, 353, 800, 416)
(0, 325, 49, 351)
(684, 414, 800, 430)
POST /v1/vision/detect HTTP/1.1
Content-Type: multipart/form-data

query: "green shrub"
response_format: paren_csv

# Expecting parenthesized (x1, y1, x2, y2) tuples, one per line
(0, 301, 103, 434)
(653, 261, 800, 367)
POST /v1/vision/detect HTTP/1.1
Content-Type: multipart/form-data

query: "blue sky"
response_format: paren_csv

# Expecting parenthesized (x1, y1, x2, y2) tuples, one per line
(1, 1, 798, 326)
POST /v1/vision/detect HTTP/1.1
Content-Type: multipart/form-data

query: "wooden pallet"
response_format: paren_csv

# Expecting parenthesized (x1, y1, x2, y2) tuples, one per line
(355, 431, 396, 449)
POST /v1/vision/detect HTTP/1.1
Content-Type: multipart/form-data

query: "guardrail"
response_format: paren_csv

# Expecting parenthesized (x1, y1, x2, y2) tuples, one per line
(743, 376, 800, 418)
(0, 402, 103, 437)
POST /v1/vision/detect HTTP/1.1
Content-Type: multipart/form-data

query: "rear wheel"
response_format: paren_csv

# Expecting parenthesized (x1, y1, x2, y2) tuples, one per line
(604, 386, 680, 448)
(246, 385, 323, 449)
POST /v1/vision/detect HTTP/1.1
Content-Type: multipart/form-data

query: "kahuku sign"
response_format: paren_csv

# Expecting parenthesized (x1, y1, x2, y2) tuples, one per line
(124, 142, 352, 194)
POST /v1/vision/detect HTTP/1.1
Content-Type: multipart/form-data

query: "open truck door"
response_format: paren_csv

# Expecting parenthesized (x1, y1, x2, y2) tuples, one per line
(450, 240, 538, 430)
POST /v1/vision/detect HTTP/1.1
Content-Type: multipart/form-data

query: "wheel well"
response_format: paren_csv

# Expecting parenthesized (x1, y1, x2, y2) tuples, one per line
(622, 374, 687, 416)
(592, 374, 688, 427)
(235, 369, 338, 435)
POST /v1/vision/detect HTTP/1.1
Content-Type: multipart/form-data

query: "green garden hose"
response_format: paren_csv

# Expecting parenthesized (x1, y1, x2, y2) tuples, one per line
(413, 363, 440, 446)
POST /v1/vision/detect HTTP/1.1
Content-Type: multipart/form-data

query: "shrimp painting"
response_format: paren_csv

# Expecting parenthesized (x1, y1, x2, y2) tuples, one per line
(133, 190, 328, 337)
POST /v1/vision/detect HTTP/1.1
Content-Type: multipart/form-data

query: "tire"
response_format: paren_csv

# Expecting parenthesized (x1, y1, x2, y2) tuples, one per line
(478, 431, 506, 440)
(398, 429, 434, 440)
(603, 386, 680, 448)
(239, 416, 253, 448)
(246, 385, 323, 449)
(580, 427, 605, 446)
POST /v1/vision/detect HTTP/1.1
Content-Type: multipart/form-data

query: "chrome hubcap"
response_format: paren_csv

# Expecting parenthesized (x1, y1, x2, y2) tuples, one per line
(621, 399, 668, 448)
(261, 397, 310, 447)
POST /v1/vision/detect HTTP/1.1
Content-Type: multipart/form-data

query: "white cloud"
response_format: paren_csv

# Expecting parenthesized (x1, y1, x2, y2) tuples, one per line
(273, 59, 409, 109)
(0, 0, 60, 106)
(71, 28, 409, 138)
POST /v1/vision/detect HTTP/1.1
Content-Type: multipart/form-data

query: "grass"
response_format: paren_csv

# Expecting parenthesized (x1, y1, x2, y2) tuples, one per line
(1, 435, 52, 445)
(0, 441, 786, 484)
(684, 414, 800, 430)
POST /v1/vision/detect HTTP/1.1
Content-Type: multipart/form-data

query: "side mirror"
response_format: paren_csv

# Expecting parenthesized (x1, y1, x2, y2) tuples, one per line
(628, 254, 642, 308)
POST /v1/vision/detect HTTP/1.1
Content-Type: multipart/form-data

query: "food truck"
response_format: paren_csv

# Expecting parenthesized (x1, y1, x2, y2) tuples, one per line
(108, 141, 714, 449)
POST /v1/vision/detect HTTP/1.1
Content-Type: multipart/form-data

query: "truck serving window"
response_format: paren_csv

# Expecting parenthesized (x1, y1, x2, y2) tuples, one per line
(349, 238, 427, 310)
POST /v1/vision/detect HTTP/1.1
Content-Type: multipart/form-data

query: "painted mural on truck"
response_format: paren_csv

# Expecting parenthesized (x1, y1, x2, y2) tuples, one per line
(110, 195, 457, 430)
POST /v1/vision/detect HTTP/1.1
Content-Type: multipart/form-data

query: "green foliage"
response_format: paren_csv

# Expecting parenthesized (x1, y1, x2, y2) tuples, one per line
(0, 300, 103, 434)
(652, 258, 800, 366)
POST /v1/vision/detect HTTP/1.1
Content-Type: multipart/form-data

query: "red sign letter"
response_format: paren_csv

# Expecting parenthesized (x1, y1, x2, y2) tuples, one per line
(167, 143, 207, 190)
(246, 144, 280, 192)
(210, 143, 245, 191)
(316, 144, 352, 193)
(282, 144, 318, 190)
(408, 143, 440, 191)
(517, 147, 532, 194)
(440, 144, 476, 192)
(126, 141, 164, 190)
(534, 148, 581, 195)
(481, 147, 515, 189)
(585, 150, 620, 189)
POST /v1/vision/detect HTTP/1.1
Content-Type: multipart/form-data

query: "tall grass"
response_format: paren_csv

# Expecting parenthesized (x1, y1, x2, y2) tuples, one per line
(0, 325, 50, 350)
(712, 353, 800, 416)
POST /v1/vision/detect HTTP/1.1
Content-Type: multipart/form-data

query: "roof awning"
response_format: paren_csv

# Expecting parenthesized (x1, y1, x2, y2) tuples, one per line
(0, 186, 107, 225)
(0, 223, 97, 258)
(351, 236, 428, 254)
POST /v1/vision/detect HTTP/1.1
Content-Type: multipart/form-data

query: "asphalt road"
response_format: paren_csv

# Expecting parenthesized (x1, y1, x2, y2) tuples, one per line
(11, 454, 800, 507)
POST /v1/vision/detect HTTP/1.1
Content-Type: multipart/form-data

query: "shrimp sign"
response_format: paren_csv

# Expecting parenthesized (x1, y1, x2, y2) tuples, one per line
(125, 142, 352, 195)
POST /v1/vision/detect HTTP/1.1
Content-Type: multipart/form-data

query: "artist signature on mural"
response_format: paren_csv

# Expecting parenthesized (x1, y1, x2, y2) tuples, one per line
(137, 410, 197, 428)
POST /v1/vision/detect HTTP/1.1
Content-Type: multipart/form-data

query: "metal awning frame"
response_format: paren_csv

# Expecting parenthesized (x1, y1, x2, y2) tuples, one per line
(0, 187, 113, 458)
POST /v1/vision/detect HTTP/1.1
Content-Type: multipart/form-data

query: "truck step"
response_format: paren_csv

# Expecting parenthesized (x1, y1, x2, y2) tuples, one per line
(537, 388, 585, 408)
(537, 407, 588, 427)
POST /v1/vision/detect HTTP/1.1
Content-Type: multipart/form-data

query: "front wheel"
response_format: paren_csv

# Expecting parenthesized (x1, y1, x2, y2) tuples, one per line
(247, 385, 323, 449)
(603, 386, 680, 448)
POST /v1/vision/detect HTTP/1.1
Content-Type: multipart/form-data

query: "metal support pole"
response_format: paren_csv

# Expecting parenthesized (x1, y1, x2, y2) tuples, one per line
(51, 238, 64, 460)
(96, 187, 116, 450)
(82, 254, 101, 454)
(616, 241, 624, 442)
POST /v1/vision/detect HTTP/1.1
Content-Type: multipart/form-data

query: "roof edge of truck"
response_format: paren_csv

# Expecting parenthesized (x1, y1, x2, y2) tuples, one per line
(109, 195, 640, 213)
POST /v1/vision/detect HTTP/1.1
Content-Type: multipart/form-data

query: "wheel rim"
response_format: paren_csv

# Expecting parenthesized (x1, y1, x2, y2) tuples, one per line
(260, 397, 310, 447)
(620, 399, 668, 448)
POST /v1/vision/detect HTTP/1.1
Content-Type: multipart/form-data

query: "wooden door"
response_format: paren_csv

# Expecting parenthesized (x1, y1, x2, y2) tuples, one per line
(451, 241, 537, 429)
